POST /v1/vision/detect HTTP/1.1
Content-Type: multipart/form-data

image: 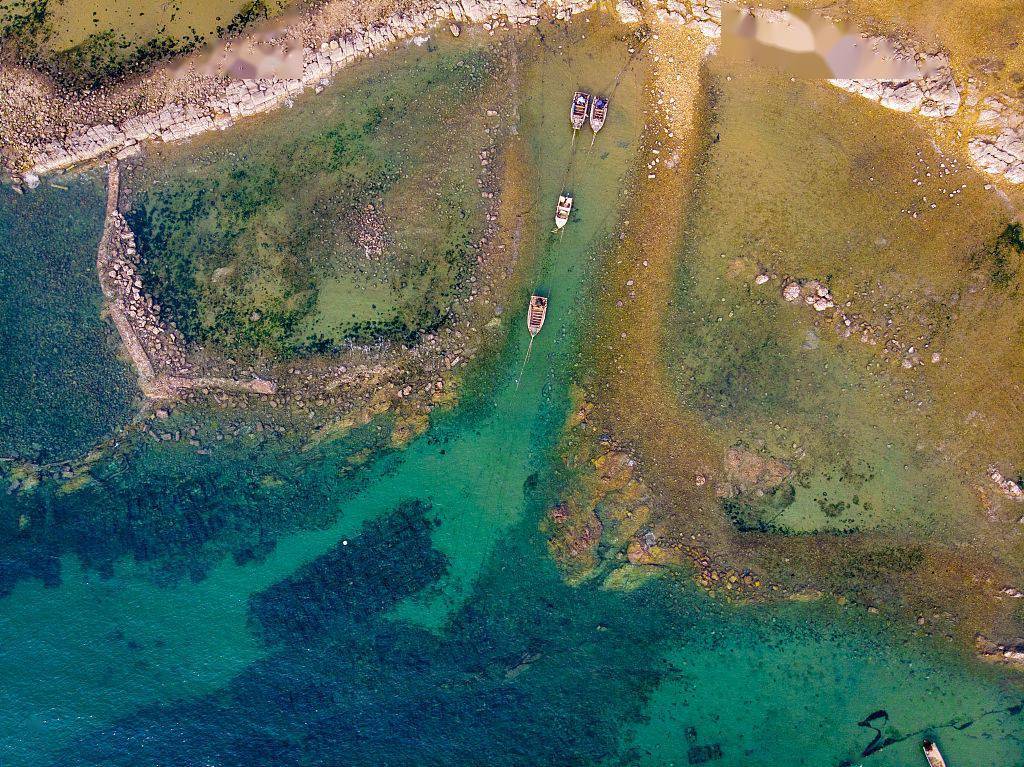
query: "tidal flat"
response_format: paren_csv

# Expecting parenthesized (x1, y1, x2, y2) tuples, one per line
(2, 8, 1024, 767)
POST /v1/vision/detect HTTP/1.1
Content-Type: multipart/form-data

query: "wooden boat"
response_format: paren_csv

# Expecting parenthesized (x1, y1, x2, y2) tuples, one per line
(527, 295, 548, 337)
(922, 740, 947, 767)
(570, 91, 591, 130)
(590, 96, 608, 133)
(555, 195, 573, 229)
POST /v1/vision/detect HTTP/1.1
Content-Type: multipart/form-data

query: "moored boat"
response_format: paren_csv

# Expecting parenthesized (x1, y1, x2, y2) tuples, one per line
(590, 96, 608, 133)
(527, 295, 548, 337)
(570, 91, 591, 130)
(555, 195, 573, 229)
(923, 740, 947, 767)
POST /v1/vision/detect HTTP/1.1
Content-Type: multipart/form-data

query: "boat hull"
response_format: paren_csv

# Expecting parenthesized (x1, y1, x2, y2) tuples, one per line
(590, 97, 608, 133)
(528, 296, 548, 336)
(923, 741, 947, 767)
(555, 195, 573, 229)
(571, 91, 591, 130)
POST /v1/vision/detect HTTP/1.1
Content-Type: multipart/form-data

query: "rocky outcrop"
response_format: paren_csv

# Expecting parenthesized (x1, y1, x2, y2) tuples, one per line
(722, 446, 791, 495)
(615, 0, 642, 25)
(652, 3, 961, 120)
(781, 278, 835, 312)
(654, 0, 722, 39)
(829, 47, 960, 118)
(988, 467, 1024, 501)
(969, 100, 1024, 184)
(7, 0, 1024, 187)
(976, 634, 1024, 669)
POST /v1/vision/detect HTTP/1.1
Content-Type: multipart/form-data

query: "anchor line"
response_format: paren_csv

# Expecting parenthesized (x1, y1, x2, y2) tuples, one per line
(515, 336, 535, 391)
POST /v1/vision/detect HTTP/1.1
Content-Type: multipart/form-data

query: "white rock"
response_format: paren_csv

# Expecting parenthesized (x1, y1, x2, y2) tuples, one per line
(782, 282, 802, 302)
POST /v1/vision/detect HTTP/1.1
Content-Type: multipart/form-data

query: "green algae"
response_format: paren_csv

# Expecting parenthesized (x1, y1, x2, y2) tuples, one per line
(0, 19, 651, 764)
(0, 173, 137, 463)
(128, 41, 496, 359)
(0, 0, 286, 87)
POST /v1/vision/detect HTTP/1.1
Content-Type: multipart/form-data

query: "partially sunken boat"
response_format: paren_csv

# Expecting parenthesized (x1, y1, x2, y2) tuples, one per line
(923, 740, 947, 767)
(570, 91, 591, 130)
(527, 295, 548, 337)
(555, 195, 573, 229)
(590, 96, 608, 133)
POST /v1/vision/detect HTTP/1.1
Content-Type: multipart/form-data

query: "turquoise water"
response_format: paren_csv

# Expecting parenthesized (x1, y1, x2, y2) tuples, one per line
(0, 18, 1023, 767)
(0, 172, 136, 462)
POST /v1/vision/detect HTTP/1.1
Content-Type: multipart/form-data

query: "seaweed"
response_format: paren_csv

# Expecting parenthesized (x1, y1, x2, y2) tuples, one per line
(989, 221, 1024, 288)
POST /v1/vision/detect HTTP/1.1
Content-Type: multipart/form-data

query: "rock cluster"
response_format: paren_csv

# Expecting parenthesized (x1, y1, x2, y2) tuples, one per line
(722, 445, 791, 496)
(654, 0, 722, 39)
(829, 46, 961, 118)
(350, 202, 391, 259)
(758, 271, 941, 369)
(976, 635, 1024, 668)
(781, 278, 835, 312)
(988, 467, 1024, 501)
(969, 99, 1024, 184)
(653, 2, 961, 120)
(100, 208, 190, 376)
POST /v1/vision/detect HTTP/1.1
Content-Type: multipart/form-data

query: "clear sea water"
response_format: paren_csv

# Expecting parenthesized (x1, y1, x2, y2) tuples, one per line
(0, 18, 1022, 767)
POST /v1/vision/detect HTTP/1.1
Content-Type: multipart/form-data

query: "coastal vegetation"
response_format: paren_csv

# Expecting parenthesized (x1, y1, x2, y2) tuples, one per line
(0, 0, 287, 88)
(3, 7, 1024, 767)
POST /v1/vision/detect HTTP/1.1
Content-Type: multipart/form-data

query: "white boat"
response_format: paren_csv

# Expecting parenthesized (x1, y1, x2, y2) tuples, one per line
(590, 96, 608, 133)
(527, 295, 548, 337)
(923, 740, 947, 767)
(570, 91, 591, 130)
(554, 195, 573, 229)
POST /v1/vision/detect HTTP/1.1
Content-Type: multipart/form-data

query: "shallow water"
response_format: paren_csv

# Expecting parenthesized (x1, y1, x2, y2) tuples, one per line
(129, 38, 496, 356)
(663, 52, 1016, 539)
(1, 15, 1023, 767)
(0, 172, 136, 463)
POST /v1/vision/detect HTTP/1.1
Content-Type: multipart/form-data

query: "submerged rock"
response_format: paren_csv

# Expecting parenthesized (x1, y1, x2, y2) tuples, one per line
(723, 446, 791, 495)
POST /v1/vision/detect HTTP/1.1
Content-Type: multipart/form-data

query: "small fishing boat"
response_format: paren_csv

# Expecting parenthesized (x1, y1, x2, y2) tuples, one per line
(527, 295, 548, 337)
(590, 96, 608, 134)
(555, 195, 573, 229)
(570, 91, 591, 131)
(922, 740, 947, 767)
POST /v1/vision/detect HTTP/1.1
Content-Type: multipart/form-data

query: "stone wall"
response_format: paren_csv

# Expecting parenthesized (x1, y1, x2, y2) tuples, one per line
(98, 164, 277, 399)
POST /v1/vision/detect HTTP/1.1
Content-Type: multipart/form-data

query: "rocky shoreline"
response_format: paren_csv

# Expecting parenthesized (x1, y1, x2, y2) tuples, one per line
(2, 0, 602, 185)
(3, 0, 1023, 187)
